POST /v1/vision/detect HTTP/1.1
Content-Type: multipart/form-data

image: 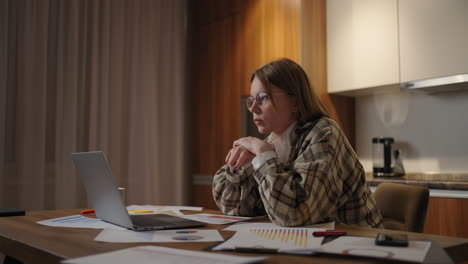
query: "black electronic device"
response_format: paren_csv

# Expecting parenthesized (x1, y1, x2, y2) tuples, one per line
(375, 233, 409, 247)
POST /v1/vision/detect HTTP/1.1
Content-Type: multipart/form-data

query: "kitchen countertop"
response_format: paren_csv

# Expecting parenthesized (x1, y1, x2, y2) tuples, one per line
(365, 172, 468, 191)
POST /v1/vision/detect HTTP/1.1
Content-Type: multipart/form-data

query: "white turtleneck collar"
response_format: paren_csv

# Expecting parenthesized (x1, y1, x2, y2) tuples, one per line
(267, 121, 297, 163)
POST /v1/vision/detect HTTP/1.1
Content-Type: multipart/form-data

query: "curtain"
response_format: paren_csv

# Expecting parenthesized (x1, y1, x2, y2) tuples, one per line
(0, 0, 189, 210)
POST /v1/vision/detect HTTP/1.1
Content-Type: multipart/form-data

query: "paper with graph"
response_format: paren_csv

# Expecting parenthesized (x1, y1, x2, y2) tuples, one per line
(213, 227, 325, 254)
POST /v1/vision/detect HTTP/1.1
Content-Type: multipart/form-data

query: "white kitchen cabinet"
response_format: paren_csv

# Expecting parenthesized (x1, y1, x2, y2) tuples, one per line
(327, 0, 468, 94)
(326, 0, 399, 94)
(398, 0, 468, 83)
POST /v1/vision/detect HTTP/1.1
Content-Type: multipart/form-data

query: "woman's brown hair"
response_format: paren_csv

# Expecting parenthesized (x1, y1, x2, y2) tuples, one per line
(251, 58, 329, 122)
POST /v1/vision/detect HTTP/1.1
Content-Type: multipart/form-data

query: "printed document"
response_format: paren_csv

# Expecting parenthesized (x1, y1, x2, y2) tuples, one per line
(319, 236, 431, 263)
(224, 221, 335, 231)
(37, 215, 125, 230)
(213, 227, 325, 254)
(62, 246, 267, 264)
(182, 213, 251, 225)
(95, 229, 224, 243)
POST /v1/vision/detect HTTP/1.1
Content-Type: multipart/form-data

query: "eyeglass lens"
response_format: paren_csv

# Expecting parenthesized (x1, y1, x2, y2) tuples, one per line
(246, 92, 269, 109)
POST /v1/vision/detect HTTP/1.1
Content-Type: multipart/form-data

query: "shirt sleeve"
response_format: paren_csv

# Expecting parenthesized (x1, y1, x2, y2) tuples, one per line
(212, 164, 266, 216)
(252, 121, 370, 227)
(252, 151, 277, 170)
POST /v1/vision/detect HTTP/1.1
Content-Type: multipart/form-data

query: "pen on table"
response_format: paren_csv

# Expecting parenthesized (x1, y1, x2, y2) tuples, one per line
(312, 231, 347, 237)
(80, 209, 95, 214)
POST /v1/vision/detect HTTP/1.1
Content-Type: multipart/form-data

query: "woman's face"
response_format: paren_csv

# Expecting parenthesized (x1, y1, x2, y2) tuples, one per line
(249, 77, 297, 136)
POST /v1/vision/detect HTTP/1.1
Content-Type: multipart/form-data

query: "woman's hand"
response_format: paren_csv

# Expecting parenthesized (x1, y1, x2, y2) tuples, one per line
(233, 137, 274, 156)
(225, 145, 255, 173)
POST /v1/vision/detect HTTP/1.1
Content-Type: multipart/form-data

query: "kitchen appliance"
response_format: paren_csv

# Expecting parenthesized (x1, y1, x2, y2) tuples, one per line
(372, 137, 404, 177)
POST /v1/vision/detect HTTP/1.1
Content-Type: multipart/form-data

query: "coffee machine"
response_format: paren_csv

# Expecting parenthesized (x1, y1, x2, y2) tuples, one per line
(372, 137, 405, 177)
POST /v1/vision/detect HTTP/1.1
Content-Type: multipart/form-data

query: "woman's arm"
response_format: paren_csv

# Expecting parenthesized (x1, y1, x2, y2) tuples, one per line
(212, 164, 266, 216)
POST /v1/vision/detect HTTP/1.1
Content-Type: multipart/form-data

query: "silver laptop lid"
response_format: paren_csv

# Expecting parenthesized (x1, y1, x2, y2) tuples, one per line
(72, 151, 133, 229)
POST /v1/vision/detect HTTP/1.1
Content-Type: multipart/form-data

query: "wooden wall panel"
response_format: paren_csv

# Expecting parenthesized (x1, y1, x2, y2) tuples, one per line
(191, 0, 242, 27)
(192, 15, 242, 175)
(240, 0, 301, 96)
(263, 0, 301, 62)
(424, 197, 468, 238)
(240, 0, 266, 95)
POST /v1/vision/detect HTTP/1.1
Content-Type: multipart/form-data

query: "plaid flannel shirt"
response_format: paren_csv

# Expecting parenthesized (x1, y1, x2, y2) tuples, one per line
(212, 117, 383, 228)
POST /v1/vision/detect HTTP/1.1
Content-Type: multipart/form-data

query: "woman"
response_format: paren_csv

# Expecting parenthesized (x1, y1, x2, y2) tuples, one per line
(212, 58, 383, 228)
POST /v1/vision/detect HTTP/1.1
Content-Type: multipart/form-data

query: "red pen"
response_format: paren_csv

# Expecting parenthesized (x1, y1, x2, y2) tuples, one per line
(80, 209, 95, 214)
(312, 231, 347, 237)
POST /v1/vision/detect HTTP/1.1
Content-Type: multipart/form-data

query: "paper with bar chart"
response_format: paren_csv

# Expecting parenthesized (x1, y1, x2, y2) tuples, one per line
(213, 227, 325, 254)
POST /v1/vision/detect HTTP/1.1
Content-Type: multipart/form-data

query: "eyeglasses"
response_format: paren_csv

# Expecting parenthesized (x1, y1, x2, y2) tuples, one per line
(245, 92, 288, 110)
(246, 92, 269, 109)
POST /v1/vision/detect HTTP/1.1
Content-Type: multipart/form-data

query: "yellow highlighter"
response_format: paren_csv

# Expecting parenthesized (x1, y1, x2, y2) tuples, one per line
(128, 209, 153, 214)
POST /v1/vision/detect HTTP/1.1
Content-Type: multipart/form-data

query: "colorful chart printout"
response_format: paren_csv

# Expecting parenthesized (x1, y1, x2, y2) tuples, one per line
(250, 228, 309, 248)
(213, 227, 325, 254)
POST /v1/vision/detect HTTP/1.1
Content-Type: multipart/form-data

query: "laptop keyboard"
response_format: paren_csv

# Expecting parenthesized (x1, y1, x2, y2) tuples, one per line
(130, 215, 175, 227)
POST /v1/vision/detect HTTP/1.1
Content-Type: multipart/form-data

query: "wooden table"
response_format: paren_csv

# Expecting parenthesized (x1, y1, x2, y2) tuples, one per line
(0, 209, 467, 263)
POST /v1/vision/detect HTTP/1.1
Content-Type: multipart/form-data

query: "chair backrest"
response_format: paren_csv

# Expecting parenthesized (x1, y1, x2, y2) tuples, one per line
(373, 182, 429, 233)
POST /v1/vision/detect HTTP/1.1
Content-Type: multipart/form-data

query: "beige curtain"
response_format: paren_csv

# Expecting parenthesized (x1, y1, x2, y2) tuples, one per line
(0, 0, 190, 210)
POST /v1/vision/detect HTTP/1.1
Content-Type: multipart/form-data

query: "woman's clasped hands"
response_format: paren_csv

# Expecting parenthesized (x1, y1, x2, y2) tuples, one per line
(225, 137, 274, 174)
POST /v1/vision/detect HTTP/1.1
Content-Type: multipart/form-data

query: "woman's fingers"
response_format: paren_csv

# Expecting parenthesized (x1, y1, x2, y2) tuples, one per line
(226, 147, 241, 169)
(233, 137, 251, 149)
(225, 146, 255, 173)
(236, 150, 255, 168)
(225, 149, 232, 164)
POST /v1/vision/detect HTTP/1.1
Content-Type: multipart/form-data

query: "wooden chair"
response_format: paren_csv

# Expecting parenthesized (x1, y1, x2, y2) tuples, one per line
(373, 182, 429, 233)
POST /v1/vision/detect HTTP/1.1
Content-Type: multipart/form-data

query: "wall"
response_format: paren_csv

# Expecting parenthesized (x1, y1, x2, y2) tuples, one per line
(356, 87, 468, 173)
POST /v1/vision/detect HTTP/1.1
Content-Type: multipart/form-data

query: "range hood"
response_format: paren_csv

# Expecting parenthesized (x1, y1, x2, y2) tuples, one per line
(400, 73, 468, 90)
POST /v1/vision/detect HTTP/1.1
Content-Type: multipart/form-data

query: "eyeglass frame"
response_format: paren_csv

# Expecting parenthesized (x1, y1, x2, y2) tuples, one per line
(245, 91, 290, 110)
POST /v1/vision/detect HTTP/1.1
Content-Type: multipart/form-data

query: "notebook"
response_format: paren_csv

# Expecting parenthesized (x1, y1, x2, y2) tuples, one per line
(71, 151, 205, 231)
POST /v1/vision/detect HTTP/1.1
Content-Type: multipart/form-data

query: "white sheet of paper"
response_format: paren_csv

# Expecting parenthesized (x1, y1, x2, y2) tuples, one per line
(37, 215, 126, 230)
(319, 236, 431, 263)
(213, 227, 325, 254)
(182, 213, 251, 224)
(223, 221, 335, 232)
(95, 229, 224, 243)
(61, 246, 267, 264)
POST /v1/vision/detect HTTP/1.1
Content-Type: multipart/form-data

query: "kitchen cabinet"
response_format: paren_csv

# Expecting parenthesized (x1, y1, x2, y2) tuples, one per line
(326, 0, 399, 94)
(424, 197, 468, 238)
(327, 0, 468, 95)
(398, 0, 468, 83)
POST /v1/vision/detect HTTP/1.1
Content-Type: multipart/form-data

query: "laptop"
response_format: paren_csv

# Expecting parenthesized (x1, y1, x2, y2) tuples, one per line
(71, 151, 205, 231)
